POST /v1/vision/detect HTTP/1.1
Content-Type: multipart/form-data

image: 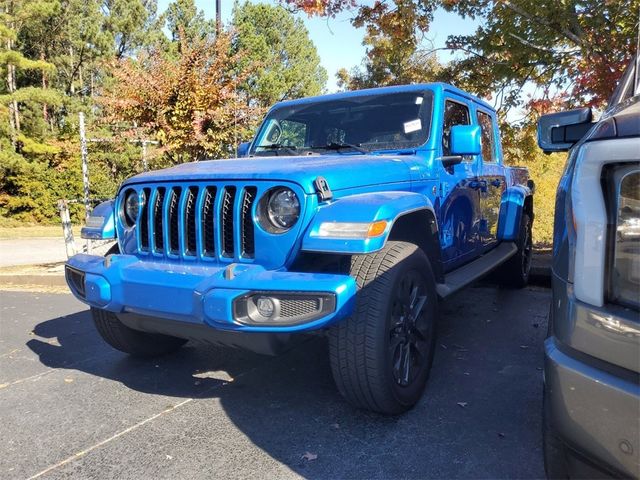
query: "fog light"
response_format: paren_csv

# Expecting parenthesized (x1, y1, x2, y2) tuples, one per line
(233, 291, 337, 326)
(256, 296, 276, 318)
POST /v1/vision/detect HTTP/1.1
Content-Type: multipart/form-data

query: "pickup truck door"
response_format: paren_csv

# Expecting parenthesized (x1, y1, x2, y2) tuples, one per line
(438, 98, 482, 270)
(476, 109, 506, 250)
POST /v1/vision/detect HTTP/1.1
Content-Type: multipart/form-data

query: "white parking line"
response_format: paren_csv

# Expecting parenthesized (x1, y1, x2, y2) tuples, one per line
(27, 397, 195, 479)
(24, 360, 268, 479)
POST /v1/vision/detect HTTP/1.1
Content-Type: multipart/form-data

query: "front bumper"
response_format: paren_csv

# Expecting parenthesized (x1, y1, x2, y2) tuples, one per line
(544, 338, 640, 478)
(65, 253, 357, 333)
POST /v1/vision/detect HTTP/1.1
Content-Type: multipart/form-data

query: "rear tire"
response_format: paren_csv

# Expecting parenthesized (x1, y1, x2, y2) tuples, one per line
(91, 243, 187, 357)
(497, 213, 532, 288)
(328, 241, 438, 414)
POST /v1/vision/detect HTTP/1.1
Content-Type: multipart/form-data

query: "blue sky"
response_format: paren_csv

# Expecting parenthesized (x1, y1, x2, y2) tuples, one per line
(156, 0, 480, 92)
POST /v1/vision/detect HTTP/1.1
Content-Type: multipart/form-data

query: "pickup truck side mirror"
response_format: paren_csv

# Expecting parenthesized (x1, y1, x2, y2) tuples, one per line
(537, 107, 593, 153)
(237, 142, 250, 157)
(441, 124, 482, 167)
(450, 124, 482, 156)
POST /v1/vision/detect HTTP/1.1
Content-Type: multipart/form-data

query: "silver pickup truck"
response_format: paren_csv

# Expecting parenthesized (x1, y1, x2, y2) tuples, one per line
(538, 56, 640, 478)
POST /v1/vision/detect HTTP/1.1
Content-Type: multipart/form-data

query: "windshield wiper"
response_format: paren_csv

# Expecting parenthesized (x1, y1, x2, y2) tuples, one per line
(310, 142, 368, 154)
(255, 143, 298, 156)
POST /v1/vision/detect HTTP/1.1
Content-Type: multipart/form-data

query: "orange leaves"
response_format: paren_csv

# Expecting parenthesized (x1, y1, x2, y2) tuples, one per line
(101, 32, 263, 161)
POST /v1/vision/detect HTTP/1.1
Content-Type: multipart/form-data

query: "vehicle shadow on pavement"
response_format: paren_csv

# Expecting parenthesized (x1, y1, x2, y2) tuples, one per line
(26, 310, 271, 398)
(25, 284, 550, 479)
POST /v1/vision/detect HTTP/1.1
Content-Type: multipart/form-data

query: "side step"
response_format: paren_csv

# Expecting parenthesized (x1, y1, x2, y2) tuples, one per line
(436, 242, 518, 298)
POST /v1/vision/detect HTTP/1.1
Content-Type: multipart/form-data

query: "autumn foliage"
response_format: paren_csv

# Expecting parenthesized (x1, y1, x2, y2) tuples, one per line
(102, 33, 263, 162)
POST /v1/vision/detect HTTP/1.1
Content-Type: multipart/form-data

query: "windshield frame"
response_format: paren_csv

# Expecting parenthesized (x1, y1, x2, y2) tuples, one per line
(249, 89, 435, 157)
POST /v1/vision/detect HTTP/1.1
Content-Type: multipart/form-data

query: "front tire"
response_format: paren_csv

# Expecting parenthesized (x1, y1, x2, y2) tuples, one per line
(329, 241, 438, 414)
(91, 243, 187, 357)
(92, 308, 187, 357)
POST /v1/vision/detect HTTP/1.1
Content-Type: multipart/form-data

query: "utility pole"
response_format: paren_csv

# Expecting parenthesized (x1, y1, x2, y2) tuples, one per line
(215, 0, 221, 35)
(79, 112, 91, 222)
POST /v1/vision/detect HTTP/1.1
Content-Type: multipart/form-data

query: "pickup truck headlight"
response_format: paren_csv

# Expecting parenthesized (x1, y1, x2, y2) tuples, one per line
(610, 169, 639, 309)
(258, 187, 300, 233)
(123, 190, 144, 227)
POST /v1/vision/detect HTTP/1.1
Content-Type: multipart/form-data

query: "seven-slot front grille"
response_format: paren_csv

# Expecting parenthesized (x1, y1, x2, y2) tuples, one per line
(132, 184, 258, 261)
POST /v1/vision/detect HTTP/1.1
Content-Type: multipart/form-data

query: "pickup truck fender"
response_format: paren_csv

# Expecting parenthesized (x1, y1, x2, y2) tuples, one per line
(301, 191, 443, 280)
(497, 185, 533, 241)
(81, 200, 116, 240)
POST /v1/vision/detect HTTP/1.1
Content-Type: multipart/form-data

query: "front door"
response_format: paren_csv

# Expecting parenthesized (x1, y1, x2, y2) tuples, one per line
(439, 98, 482, 271)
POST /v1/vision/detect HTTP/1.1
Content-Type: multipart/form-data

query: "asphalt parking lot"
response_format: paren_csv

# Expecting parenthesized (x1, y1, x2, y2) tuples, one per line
(1, 282, 550, 479)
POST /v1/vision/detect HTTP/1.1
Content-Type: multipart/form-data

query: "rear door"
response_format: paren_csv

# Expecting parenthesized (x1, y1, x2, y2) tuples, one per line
(439, 97, 482, 270)
(476, 108, 505, 250)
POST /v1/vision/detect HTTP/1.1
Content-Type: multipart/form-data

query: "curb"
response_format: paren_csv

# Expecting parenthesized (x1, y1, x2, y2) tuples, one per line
(0, 274, 67, 288)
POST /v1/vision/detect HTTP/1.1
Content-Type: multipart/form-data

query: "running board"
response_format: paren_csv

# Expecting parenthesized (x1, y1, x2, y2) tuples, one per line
(436, 242, 518, 298)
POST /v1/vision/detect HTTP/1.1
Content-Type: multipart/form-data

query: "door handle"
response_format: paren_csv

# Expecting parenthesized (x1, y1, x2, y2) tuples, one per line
(469, 180, 488, 191)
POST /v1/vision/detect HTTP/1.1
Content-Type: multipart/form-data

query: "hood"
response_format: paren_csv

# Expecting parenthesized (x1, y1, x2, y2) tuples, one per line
(121, 154, 413, 194)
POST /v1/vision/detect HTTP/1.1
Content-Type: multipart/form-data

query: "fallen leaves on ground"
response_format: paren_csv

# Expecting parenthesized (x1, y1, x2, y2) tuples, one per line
(301, 452, 318, 461)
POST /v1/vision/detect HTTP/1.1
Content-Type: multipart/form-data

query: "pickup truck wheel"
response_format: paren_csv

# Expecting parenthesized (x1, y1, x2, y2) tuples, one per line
(92, 308, 187, 357)
(497, 213, 532, 288)
(329, 241, 438, 415)
(91, 243, 187, 357)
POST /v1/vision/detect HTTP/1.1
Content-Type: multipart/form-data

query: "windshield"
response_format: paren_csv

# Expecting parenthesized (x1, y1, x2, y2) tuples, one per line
(250, 90, 434, 156)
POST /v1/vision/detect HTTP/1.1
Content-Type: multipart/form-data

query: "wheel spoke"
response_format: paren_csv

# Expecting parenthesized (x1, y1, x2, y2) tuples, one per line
(392, 341, 404, 380)
(410, 341, 424, 363)
(412, 325, 428, 342)
(410, 295, 427, 322)
(389, 333, 404, 352)
(409, 285, 418, 308)
(401, 342, 411, 385)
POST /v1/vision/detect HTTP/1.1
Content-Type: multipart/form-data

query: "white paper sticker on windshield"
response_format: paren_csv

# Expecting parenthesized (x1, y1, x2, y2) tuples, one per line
(403, 119, 422, 134)
(415, 96, 423, 105)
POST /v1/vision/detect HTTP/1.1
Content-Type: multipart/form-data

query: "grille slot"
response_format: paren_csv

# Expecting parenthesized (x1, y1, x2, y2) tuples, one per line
(220, 187, 236, 257)
(140, 188, 150, 251)
(168, 187, 181, 255)
(153, 187, 166, 252)
(241, 187, 257, 258)
(202, 187, 216, 257)
(184, 186, 198, 256)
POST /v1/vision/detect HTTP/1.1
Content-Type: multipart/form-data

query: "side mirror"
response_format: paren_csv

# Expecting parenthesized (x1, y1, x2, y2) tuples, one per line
(450, 124, 482, 156)
(237, 142, 250, 157)
(537, 107, 593, 153)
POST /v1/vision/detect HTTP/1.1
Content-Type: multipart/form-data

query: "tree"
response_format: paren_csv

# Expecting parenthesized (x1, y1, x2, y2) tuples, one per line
(231, 1, 327, 107)
(165, 0, 214, 45)
(0, 0, 162, 222)
(1, 0, 60, 145)
(441, 0, 639, 110)
(284, 0, 639, 108)
(101, 32, 261, 162)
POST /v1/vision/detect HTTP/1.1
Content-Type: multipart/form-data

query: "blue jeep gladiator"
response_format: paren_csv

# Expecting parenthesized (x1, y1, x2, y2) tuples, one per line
(67, 83, 534, 414)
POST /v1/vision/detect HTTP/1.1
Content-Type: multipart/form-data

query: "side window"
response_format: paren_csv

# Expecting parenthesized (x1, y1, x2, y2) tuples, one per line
(477, 111, 496, 163)
(442, 100, 470, 156)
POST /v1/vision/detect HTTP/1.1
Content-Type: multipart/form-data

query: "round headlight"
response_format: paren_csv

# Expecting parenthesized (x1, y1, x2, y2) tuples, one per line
(124, 190, 142, 226)
(260, 187, 300, 233)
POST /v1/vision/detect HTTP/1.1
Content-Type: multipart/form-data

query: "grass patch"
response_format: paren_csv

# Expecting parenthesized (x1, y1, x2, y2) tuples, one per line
(0, 224, 82, 239)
